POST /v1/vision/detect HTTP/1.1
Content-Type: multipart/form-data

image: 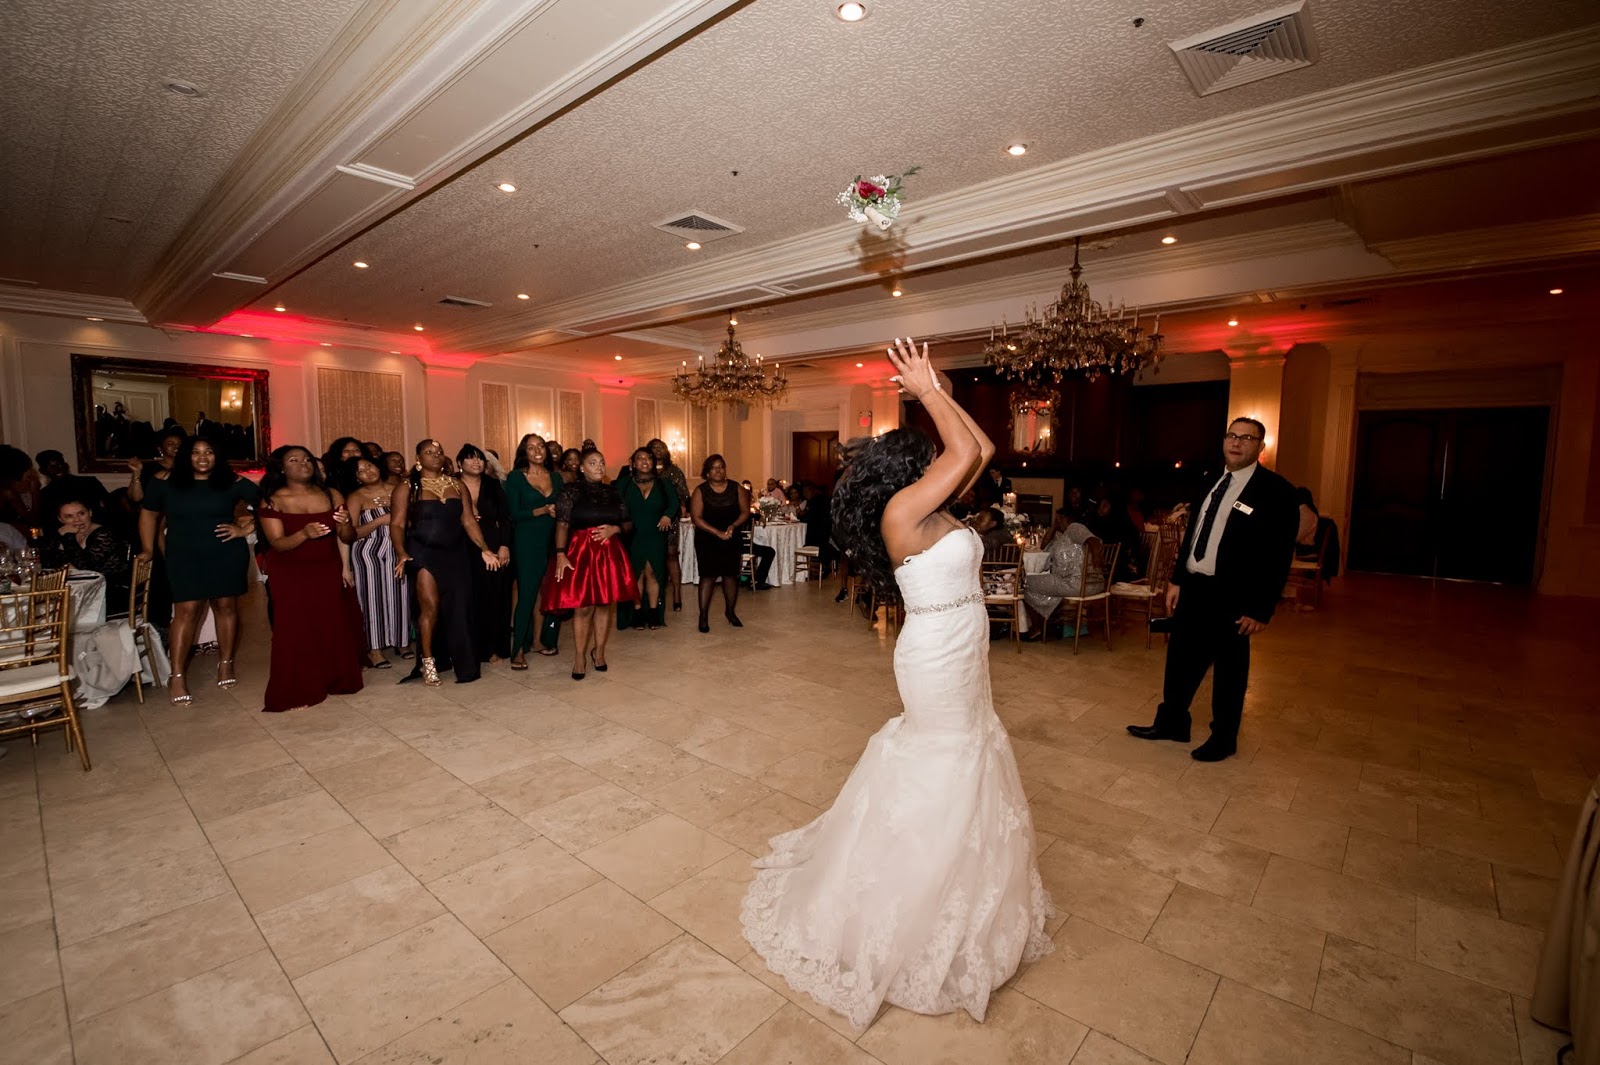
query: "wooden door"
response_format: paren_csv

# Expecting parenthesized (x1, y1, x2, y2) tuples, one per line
(792, 431, 838, 487)
(1348, 407, 1547, 584)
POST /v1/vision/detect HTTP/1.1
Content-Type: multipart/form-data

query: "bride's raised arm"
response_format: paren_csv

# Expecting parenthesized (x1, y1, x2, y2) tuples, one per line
(881, 336, 993, 536)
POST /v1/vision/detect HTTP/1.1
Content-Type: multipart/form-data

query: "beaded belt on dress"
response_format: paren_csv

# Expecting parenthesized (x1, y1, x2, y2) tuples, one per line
(903, 591, 984, 615)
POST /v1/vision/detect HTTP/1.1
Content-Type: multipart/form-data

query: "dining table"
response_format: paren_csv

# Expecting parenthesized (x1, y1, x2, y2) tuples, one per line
(677, 519, 809, 585)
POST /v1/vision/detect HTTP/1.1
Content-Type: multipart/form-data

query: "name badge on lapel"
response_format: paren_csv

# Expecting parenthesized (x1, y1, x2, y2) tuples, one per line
(1231, 501, 1254, 516)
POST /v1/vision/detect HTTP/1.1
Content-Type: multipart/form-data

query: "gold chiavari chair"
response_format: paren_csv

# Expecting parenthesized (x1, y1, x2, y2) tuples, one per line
(981, 557, 1025, 653)
(1043, 542, 1121, 654)
(0, 585, 90, 770)
(126, 555, 159, 703)
(1112, 530, 1183, 648)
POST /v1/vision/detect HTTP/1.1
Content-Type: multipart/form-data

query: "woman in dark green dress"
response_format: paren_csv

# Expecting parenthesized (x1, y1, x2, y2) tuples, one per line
(506, 433, 561, 667)
(618, 447, 679, 630)
(137, 436, 259, 704)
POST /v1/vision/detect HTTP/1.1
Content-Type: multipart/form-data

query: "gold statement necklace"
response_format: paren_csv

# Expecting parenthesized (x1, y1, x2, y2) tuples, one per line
(420, 473, 454, 497)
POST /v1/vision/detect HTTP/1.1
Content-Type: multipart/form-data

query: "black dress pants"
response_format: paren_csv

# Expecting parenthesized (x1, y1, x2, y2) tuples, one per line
(1154, 573, 1251, 744)
(752, 543, 776, 585)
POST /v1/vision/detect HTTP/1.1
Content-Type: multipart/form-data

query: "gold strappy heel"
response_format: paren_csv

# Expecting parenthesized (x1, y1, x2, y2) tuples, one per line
(169, 673, 192, 705)
(216, 659, 237, 689)
(420, 657, 441, 687)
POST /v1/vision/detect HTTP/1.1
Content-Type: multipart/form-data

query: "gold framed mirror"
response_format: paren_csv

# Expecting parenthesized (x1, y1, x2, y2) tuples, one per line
(70, 354, 271, 473)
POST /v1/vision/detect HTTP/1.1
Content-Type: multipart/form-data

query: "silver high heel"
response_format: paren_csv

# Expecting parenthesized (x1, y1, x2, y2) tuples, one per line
(169, 672, 192, 705)
(420, 657, 441, 687)
(216, 659, 237, 689)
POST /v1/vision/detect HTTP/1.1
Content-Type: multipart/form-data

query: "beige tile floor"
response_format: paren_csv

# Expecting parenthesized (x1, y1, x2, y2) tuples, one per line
(2, 574, 1596, 1065)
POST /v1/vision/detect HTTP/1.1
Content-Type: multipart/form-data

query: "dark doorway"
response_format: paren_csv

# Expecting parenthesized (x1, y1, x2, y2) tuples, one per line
(792, 431, 839, 487)
(1347, 406, 1548, 584)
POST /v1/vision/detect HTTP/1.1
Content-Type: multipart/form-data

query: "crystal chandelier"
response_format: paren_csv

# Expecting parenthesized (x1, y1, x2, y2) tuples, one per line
(673, 316, 789, 408)
(983, 236, 1163, 384)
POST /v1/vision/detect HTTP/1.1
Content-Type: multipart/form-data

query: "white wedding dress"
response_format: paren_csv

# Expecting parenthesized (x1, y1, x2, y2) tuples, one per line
(741, 526, 1054, 1030)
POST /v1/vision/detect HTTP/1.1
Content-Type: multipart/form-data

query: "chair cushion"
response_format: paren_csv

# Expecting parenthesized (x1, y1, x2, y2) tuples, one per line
(796, 546, 820, 556)
(1110, 583, 1155, 598)
(0, 663, 75, 700)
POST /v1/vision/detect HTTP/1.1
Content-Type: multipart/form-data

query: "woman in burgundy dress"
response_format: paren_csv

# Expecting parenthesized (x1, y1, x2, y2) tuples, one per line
(545, 448, 634, 680)
(258, 445, 365, 712)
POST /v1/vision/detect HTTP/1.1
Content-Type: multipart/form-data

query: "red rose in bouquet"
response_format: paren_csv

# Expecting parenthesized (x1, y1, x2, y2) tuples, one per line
(855, 180, 885, 201)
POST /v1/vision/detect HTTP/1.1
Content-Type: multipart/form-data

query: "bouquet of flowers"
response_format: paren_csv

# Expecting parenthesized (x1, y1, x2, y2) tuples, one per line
(837, 165, 922, 230)
(757, 496, 785, 523)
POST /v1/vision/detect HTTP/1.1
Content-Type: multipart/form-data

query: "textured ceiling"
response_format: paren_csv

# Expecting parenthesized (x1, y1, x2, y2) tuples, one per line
(258, 0, 1599, 337)
(0, 0, 366, 296)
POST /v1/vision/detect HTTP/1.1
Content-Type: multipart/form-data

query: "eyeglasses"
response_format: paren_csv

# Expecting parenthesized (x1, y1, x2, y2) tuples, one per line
(1223, 432, 1261, 443)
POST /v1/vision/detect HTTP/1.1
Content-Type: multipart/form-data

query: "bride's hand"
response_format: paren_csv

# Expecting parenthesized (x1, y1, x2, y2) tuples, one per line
(886, 336, 939, 399)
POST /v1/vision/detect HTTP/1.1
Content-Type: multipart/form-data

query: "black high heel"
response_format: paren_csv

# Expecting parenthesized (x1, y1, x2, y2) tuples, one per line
(697, 612, 710, 634)
(589, 649, 607, 673)
(725, 611, 743, 628)
(571, 669, 586, 681)
(672, 601, 682, 612)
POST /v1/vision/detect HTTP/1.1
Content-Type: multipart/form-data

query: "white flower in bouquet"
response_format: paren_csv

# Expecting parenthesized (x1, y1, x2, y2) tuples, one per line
(757, 496, 784, 522)
(837, 165, 921, 231)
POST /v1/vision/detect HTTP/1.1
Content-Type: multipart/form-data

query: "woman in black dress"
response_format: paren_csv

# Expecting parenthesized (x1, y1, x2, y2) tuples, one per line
(457, 443, 513, 663)
(690, 454, 752, 633)
(137, 437, 259, 703)
(390, 439, 502, 686)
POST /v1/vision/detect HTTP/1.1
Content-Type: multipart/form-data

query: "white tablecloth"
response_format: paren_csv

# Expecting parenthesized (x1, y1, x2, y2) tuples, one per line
(0, 570, 160, 713)
(677, 520, 808, 586)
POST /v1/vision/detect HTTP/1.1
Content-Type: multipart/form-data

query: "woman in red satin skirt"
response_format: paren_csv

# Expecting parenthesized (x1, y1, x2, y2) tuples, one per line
(544, 448, 635, 680)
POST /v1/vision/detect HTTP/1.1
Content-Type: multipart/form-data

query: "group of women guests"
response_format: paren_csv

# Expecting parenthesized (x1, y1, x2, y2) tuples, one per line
(121, 426, 764, 711)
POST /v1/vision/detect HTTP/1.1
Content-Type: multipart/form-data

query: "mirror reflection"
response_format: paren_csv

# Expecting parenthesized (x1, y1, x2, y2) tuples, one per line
(1010, 394, 1056, 455)
(71, 355, 270, 472)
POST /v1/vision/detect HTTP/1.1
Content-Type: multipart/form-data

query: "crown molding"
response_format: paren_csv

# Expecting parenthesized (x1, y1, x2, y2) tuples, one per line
(442, 26, 1600, 355)
(138, 0, 746, 327)
(0, 285, 147, 324)
(1371, 215, 1600, 272)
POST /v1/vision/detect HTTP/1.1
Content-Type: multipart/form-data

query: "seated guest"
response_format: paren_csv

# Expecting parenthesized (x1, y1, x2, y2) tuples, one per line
(949, 487, 976, 520)
(785, 484, 805, 515)
(1295, 487, 1319, 549)
(0, 444, 44, 538)
(37, 450, 110, 520)
(41, 499, 132, 602)
(970, 506, 1013, 555)
(762, 478, 787, 502)
(974, 466, 1011, 508)
(1083, 494, 1142, 581)
(740, 527, 777, 590)
(1022, 522, 1104, 627)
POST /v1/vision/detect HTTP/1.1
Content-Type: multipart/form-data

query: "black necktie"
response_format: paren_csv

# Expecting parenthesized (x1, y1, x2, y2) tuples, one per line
(1193, 472, 1233, 561)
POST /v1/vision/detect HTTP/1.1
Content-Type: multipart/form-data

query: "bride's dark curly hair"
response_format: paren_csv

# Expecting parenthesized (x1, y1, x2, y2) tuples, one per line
(831, 427, 937, 596)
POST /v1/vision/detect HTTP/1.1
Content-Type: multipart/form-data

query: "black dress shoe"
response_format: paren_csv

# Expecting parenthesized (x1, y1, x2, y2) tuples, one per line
(1190, 738, 1236, 762)
(1126, 723, 1190, 743)
(725, 611, 743, 628)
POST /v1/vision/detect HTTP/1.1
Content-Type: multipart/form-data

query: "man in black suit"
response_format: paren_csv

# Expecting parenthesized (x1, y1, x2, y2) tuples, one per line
(1127, 417, 1298, 761)
(36, 450, 110, 520)
(974, 466, 1012, 508)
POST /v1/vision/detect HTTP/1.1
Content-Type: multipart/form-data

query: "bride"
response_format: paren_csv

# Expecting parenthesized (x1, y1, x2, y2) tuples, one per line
(740, 336, 1054, 1030)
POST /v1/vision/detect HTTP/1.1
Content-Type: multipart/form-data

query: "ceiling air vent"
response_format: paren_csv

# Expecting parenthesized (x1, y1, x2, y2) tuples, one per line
(1168, 1, 1318, 97)
(652, 210, 745, 244)
(438, 295, 492, 308)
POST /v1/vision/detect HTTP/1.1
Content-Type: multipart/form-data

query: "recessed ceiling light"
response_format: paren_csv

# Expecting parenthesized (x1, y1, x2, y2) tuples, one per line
(855, 362, 863, 368)
(1550, 287, 1564, 295)
(685, 241, 702, 250)
(241, 333, 253, 337)
(496, 182, 517, 193)
(1006, 143, 1028, 157)
(835, 2, 868, 21)
(321, 342, 332, 347)
(1161, 235, 1178, 245)
(160, 78, 203, 97)
(273, 304, 286, 312)
(413, 324, 424, 331)
(891, 286, 903, 297)
(352, 261, 369, 269)
(389, 350, 400, 354)
(614, 354, 623, 361)
(516, 292, 530, 300)
(85, 317, 103, 321)
(1227, 318, 1239, 327)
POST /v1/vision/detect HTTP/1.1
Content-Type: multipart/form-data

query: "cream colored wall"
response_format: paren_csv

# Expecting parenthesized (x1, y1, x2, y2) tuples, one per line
(1276, 324, 1600, 597)
(0, 311, 429, 478)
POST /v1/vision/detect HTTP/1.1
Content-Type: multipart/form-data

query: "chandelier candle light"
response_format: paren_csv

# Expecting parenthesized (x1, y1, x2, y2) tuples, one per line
(673, 316, 789, 408)
(838, 165, 921, 230)
(984, 236, 1163, 383)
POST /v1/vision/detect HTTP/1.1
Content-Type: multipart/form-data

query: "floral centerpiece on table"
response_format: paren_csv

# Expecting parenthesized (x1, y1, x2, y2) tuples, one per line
(837, 165, 922, 230)
(757, 496, 785, 523)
